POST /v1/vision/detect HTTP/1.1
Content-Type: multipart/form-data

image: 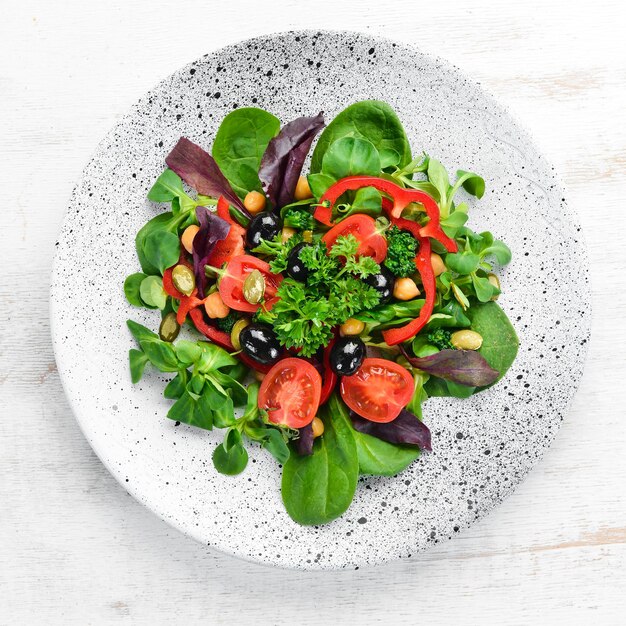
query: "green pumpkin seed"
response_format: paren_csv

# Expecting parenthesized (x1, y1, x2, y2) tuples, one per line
(243, 270, 265, 304)
(230, 318, 250, 351)
(451, 329, 483, 351)
(159, 312, 180, 342)
(172, 264, 195, 296)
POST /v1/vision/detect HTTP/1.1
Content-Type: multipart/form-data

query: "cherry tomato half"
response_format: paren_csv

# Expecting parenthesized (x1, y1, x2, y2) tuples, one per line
(321, 214, 387, 263)
(340, 358, 413, 423)
(258, 358, 322, 428)
(207, 223, 245, 267)
(218, 255, 282, 313)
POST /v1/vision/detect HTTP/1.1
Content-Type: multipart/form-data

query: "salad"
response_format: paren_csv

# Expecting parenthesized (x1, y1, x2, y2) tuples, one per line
(125, 100, 519, 525)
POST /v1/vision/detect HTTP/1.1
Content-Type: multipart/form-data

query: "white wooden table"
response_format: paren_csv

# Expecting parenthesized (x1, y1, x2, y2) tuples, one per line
(2, 1, 625, 623)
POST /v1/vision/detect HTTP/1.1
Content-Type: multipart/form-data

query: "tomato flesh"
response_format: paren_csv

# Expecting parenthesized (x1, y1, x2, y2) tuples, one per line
(340, 358, 413, 423)
(321, 214, 387, 262)
(218, 255, 282, 313)
(258, 358, 322, 428)
(207, 223, 245, 267)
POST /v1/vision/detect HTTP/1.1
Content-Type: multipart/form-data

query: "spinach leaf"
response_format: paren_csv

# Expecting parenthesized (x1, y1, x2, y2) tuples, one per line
(311, 100, 411, 172)
(307, 172, 335, 199)
(213, 428, 249, 475)
(308, 137, 381, 198)
(212, 108, 280, 198)
(281, 394, 358, 525)
(341, 186, 383, 218)
(124, 273, 151, 308)
(322, 137, 381, 179)
(465, 301, 519, 383)
(353, 430, 419, 476)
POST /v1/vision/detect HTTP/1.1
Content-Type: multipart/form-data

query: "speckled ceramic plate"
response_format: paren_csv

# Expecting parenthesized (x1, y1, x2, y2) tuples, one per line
(51, 30, 590, 569)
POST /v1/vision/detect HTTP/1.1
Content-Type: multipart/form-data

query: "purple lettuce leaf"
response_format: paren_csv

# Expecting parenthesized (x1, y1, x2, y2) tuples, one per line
(165, 137, 250, 218)
(192, 206, 230, 298)
(294, 423, 314, 456)
(258, 112, 325, 210)
(400, 347, 499, 387)
(351, 409, 432, 451)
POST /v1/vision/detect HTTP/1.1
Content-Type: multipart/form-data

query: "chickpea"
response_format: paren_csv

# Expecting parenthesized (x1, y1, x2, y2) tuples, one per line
(243, 190, 266, 215)
(487, 273, 500, 301)
(281, 227, 297, 243)
(430, 253, 446, 277)
(393, 277, 420, 301)
(253, 370, 265, 382)
(181, 225, 200, 254)
(339, 318, 365, 336)
(311, 417, 324, 438)
(204, 292, 230, 319)
(294, 176, 313, 201)
(451, 330, 483, 351)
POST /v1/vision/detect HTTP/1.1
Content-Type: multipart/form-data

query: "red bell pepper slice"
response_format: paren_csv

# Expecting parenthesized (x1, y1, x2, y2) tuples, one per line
(188, 308, 232, 349)
(208, 197, 246, 267)
(382, 225, 436, 346)
(319, 337, 338, 405)
(315, 175, 457, 253)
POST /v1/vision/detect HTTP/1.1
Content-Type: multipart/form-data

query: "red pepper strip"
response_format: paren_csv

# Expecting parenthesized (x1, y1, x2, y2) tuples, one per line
(188, 308, 232, 350)
(382, 232, 435, 346)
(315, 175, 457, 253)
(176, 295, 205, 326)
(320, 337, 338, 405)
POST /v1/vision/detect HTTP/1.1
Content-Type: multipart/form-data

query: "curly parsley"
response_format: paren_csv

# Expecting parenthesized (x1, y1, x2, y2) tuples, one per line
(263, 235, 381, 356)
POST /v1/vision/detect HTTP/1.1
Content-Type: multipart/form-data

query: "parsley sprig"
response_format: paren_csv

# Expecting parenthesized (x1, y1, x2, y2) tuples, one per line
(261, 235, 381, 356)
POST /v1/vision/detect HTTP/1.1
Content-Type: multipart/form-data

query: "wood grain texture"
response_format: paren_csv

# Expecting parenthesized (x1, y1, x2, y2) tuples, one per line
(1, 0, 625, 624)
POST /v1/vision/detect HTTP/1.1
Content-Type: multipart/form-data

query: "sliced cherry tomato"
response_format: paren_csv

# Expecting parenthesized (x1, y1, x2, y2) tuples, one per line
(321, 214, 387, 262)
(218, 255, 282, 313)
(340, 358, 413, 423)
(258, 358, 322, 428)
